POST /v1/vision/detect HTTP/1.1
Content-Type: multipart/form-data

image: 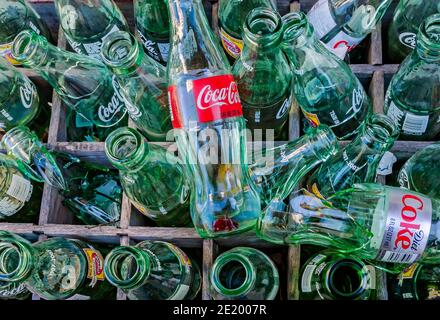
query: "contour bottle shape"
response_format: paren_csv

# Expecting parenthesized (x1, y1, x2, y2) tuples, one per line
(307, 0, 392, 59)
(134, 0, 170, 65)
(384, 14, 440, 140)
(281, 12, 372, 139)
(54, 0, 129, 60)
(233, 8, 292, 137)
(105, 127, 191, 227)
(0, 231, 113, 300)
(388, 0, 440, 63)
(167, 0, 260, 238)
(0, 0, 52, 65)
(209, 247, 279, 300)
(12, 30, 128, 128)
(257, 183, 440, 271)
(307, 114, 399, 199)
(104, 241, 201, 300)
(218, 0, 276, 62)
(101, 30, 172, 141)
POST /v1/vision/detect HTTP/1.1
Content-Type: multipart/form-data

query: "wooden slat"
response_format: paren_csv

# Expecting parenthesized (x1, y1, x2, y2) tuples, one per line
(287, 245, 301, 300)
(202, 239, 218, 300)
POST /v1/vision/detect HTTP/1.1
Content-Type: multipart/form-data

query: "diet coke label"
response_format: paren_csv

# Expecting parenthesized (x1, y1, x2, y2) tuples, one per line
(193, 75, 242, 123)
(376, 188, 432, 264)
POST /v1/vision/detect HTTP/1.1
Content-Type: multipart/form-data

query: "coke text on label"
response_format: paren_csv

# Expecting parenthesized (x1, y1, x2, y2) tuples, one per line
(97, 76, 126, 124)
(19, 79, 35, 109)
(399, 32, 417, 49)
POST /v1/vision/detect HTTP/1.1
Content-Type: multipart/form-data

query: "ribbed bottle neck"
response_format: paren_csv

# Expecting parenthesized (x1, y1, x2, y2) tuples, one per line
(12, 30, 49, 68)
(416, 14, 440, 62)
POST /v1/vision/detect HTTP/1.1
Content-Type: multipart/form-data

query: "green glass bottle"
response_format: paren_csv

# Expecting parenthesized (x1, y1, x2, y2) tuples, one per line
(249, 125, 339, 206)
(388, 0, 440, 63)
(398, 142, 440, 199)
(388, 263, 440, 300)
(0, 281, 30, 300)
(65, 109, 118, 142)
(54, 0, 129, 60)
(134, 0, 170, 65)
(105, 127, 191, 227)
(209, 247, 279, 300)
(0, 0, 52, 65)
(0, 231, 114, 300)
(307, 114, 399, 199)
(300, 250, 376, 300)
(101, 30, 172, 141)
(12, 30, 128, 128)
(104, 241, 201, 300)
(384, 14, 440, 141)
(218, 0, 276, 63)
(0, 57, 40, 133)
(232, 8, 292, 137)
(281, 12, 372, 139)
(257, 183, 440, 271)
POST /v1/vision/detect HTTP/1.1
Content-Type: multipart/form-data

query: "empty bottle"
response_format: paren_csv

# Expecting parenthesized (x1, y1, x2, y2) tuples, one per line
(218, 0, 276, 62)
(210, 247, 279, 300)
(12, 30, 128, 128)
(281, 12, 371, 139)
(250, 125, 339, 206)
(65, 109, 118, 142)
(167, 0, 260, 238)
(384, 14, 440, 140)
(0, 231, 113, 300)
(105, 127, 191, 227)
(0, 57, 40, 132)
(300, 250, 376, 300)
(101, 30, 172, 141)
(0, 281, 30, 300)
(233, 8, 292, 137)
(54, 0, 129, 60)
(307, 0, 392, 59)
(307, 114, 399, 199)
(0, 0, 51, 65)
(134, 0, 170, 65)
(388, 0, 440, 63)
(104, 241, 201, 300)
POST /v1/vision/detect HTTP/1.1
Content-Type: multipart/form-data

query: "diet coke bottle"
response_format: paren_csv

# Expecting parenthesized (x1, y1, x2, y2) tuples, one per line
(167, 0, 260, 239)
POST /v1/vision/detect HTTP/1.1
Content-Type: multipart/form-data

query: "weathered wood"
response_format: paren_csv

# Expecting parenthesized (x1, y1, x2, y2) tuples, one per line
(287, 245, 301, 300)
(202, 239, 218, 300)
(368, 23, 383, 65)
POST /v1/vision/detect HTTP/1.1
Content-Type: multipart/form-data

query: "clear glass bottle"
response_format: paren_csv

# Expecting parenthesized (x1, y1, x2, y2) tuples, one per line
(250, 125, 339, 206)
(12, 30, 128, 128)
(281, 12, 372, 139)
(0, 280, 30, 300)
(232, 8, 292, 137)
(104, 241, 201, 300)
(0, 57, 40, 132)
(54, 0, 129, 60)
(0, 231, 114, 300)
(299, 250, 376, 300)
(0, 0, 52, 65)
(134, 0, 170, 65)
(218, 0, 276, 62)
(101, 30, 172, 141)
(105, 127, 191, 227)
(209, 247, 279, 300)
(307, 114, 399, 199)
(384, 14, 440, 140)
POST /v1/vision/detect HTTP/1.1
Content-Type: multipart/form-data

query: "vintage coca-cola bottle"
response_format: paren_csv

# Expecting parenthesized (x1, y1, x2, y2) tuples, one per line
(167, 0, 260, 238)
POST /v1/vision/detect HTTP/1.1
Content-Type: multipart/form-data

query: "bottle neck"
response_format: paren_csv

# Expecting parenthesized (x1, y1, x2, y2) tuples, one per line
(210, 252, 256, 298)
(416, 14, 440, 62)
(104, 127, 151, 171)
(12, 30, 49, 68)
(0, 231, 35, 283)
(104, 246, 151, 290)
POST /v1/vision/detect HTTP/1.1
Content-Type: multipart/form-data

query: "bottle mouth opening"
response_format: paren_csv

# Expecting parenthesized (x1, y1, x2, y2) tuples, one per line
(0, 234, 34, 283)
(326, 259, 368, 299)
(211, 251, 255, 297)
(12, 30, 40, 64)
(101, 31, 141, 72)
(419, 14, 440, 47)
(281, 12, 309, 44)
(364, 114, 399, 145)
(105, 127, 147, 167)
(104, 246, 150, 289)
(244, 8, 282, 46)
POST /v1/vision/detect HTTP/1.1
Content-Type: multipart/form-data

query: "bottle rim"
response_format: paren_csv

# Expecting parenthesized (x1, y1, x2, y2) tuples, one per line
(0, 231, 34, 283)
(103, 246, 151, 290)
(11, 30, 47, 65)
(280, 11, 312, 45)
(243, 8, 283, 48)
(361, 113, 400, 149)
(417, 13, 440, 60)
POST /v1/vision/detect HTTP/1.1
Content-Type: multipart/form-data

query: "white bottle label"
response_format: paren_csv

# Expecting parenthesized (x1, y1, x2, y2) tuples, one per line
(301, 254, 326, 293)
(386, 101, 429, 136)
(375, 188, 432, 264)
(7, 174, 33, 202)
(377, 151, 397, 176)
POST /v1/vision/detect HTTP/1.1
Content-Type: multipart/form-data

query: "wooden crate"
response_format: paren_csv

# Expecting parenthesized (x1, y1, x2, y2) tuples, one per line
(0, 0, 435, 300)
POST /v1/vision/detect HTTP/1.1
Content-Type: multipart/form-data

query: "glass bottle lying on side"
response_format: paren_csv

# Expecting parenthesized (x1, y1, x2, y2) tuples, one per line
(209, 247, 279, 300)
(105, 127, 191, 227)
(257, 183, 440, 272)
(0, 231, 114, 300)
(299, 249, 376, 300)
(104, 241, 201, 300)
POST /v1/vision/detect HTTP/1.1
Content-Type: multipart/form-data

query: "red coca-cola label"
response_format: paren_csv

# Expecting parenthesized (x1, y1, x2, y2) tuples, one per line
(167, 75, 243, 128)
